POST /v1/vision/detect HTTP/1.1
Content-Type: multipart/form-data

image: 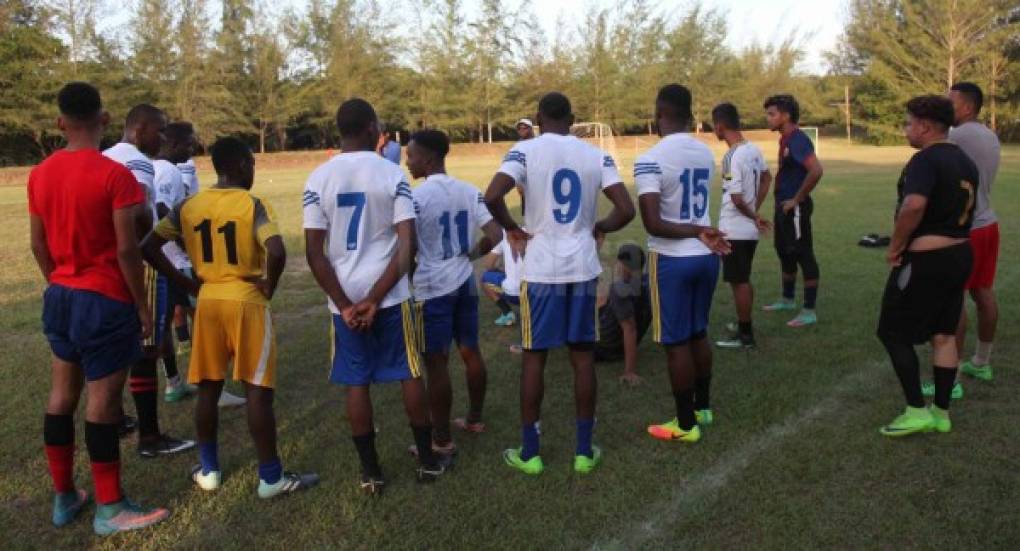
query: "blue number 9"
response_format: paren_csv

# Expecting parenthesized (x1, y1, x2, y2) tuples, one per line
(552, 168, 581, 224)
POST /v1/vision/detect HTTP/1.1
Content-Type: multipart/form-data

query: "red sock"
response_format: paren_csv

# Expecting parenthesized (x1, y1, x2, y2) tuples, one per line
(44, 444, 75, 493)
(90, 461, 122, 505)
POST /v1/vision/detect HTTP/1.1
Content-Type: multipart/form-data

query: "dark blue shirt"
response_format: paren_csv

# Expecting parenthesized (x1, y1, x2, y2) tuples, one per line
(775, 128, 815, 202)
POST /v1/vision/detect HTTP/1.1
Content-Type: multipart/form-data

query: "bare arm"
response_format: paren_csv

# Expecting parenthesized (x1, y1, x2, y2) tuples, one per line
(730, 193, 758, 221)
(484, 173, 523, 233)
(756, 170, 773, 211)
(140, 231, 201, 296)
(468, 220, 503, 261)
(594, 183, 636, 236)
(258, 236, 286, 300)
(304, 229, 354, 311)
(639, 194, 731, 255)
(29, 215, 54, 280)
(887, 194, 927, 266)
(114, 205, 153, 338)
(364, 219, 416, 306)
(620, 316, 639, 381)
(791, 155, 823, 205)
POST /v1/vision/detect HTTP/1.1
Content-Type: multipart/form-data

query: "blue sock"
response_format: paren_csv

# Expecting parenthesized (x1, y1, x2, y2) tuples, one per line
(521, 422, 540, 461)
(576, 418, 594, 458)
(199, 441, 219, 475)
(258, 458, 282, 485)
(782, 279, 795, 300)
(804, 286, 817, 310)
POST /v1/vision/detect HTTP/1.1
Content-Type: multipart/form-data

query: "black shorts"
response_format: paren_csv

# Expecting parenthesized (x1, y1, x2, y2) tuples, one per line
(722, 240, 758, 283)
(877, 242, 972, 345)
(774, 197, 813, 257)
(165, 267, 194, 314)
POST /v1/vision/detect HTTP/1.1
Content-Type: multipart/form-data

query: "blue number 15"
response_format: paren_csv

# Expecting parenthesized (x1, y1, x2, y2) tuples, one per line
(678, 168, 710, 220)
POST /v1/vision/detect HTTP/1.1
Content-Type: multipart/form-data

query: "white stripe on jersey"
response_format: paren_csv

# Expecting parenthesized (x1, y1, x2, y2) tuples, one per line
(104, 142, 157, 223)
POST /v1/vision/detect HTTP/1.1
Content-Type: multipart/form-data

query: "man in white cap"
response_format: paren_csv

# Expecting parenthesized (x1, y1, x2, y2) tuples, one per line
(516, 118, 535, 141)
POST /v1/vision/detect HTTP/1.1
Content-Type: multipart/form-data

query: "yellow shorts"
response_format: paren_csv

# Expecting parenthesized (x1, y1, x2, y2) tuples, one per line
(189, 299, 276, 388)
(142, 265, 168, 349)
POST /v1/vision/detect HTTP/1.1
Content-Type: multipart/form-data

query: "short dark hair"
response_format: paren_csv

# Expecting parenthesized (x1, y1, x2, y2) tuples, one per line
(410, 129, 450, 160)
(711, 102, 740, 130)
(950, 81, 983, 114)
(58, 82, 102, 121)
(125, 104, 164, 128)
(656, 84, 694, 127)
(763, 94, 800, 124)
(209, 137, 252, 175)
(906, 95, 955, 130)
(538, 92, 572, 121)
(165, 122, 194, 144)
(335, 98, 378, 138)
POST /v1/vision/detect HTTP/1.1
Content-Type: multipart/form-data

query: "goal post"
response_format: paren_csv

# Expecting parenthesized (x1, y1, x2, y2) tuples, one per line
(570, 122, 618, 161)
(801, 126, 820, 155)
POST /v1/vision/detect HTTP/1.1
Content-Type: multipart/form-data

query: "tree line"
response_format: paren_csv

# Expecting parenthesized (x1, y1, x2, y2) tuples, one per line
(1, 0, 1017, 165)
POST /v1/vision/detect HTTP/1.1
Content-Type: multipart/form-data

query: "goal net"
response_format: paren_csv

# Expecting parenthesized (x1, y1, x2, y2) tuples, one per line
(570, 122, 618, 161)
(801, 126, 820, 155)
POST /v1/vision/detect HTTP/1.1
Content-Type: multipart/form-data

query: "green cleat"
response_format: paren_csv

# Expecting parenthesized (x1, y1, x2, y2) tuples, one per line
(494, 312, 516, 327)
(960, 361, 993, 381)
(92, 499, 169, 536)
(164, 381, 196, 403)
(695, 409, 714, 426)
(647, 418, 701, 443)
(573, 446, 602, 474)
(52, 489, 90, 527)
(502, 448, 544, 475)
(921, 381, 963, 400)
(929, 406, 952, 433)
(879, 406, 935, 437)
(786, 310, 817, 327)
(763, 299, 797, 312)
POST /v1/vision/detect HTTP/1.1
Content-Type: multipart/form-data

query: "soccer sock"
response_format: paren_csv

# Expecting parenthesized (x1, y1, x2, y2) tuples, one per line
(85, 422, 122, 505)
(804, 286, 818, 310)
(694, 376, 712, 411)
(175, 323, 190, 343)
(496, 298, 513, 315)
(575, 418, 594, 458)
(973, 341, 993, 366)
(521, 422, 540, 461)
(258, 458, 282, 485)
(162, 347, 179, 380)
(199, 441, 219, 475)
(673, 389, 697, 430)
(932, 366, 958, 410)
(411, 424, 438, 467)
(882, 339, 924, 408)
(43, 414, 75, 494)
(130, 360, 160, 439)
(351, 432, 382, 478)
(782, 279, 795, 301)
(738, 321, 753, 339)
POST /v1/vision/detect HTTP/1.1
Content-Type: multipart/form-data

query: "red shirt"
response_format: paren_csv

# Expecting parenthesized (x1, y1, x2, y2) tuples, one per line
(28, 149, 145, 303)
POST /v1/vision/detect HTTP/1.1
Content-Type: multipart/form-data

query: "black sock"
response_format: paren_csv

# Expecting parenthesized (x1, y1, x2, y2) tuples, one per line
(496, 298, 512, 315)
(175, 324, 190, 342)
(694, 376, 712, 411)
(411, 424, 437, 467)
(782, 279, 795, 300)
(351, 432, 382, 478)
(882, 339, 924, 408)
(673, 389, 696, 430)
(804, 286, 818, 310)
(932, 366, 957, 410)
(130, 360, 160, 438)
(84, 422, 120, 463)
(738, 321, 753, 339)
(162, 348, 178, 379)
(44, 413, 74, 446)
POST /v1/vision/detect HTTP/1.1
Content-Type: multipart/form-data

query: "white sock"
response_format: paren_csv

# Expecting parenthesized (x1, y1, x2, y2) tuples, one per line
(972, 341, 993, 366)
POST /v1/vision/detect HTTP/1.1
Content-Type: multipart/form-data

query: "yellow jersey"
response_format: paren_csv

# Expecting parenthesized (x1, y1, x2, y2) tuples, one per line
(155, 187, 280, 305)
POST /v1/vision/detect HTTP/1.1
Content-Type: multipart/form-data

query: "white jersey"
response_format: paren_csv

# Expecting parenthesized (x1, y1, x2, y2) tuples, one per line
(103, 142, 156, 223)
(634, 133, 716, 257)
(412, 174, 493, 300)
(718, 141, 768, 240)
(491, 230, 522, 296)
(497, 133, 623, 283)
(302, 151, 416, 313)
(153, 160, 192, 269)
(177, 159, 200, 197)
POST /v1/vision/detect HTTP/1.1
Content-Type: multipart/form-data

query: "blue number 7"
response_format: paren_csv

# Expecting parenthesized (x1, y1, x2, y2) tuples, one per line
(337, 192, 366, 250)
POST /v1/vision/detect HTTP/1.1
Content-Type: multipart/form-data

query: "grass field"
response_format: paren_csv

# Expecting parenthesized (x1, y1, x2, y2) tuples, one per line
(1, 138, 1018, 549)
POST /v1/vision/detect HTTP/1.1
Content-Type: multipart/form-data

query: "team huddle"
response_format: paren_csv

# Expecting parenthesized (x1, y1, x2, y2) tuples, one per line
(27, 78, 999, 536)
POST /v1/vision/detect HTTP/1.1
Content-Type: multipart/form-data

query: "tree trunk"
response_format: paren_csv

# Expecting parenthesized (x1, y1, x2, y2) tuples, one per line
(259, 122, 266, 154)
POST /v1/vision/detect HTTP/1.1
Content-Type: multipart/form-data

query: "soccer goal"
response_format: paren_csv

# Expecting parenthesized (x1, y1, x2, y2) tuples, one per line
(801, 126, 820, 155)
(571, 122, 618, 161)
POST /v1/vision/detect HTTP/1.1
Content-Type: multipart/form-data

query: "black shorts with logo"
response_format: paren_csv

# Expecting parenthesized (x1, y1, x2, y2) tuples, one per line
(877, 242, 972, 345)
(774, 196, 814, 257)
(722, 240, 758, 284)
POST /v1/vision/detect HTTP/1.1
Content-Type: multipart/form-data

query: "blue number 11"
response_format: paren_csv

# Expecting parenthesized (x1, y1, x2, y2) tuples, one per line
(439, 210, 469, 259)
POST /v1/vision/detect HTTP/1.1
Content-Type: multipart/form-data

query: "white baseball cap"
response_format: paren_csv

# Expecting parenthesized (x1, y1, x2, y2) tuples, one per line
(516, 118, 534, 129)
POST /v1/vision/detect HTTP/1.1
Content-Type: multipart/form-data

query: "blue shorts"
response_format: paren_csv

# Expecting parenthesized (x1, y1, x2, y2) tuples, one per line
(481, 270, 519, 305)
(42, 285, 143, 381)
(649, 252, 720, 345)
(520, 278, 598, 350)
(330, 301, 423, 386)
(419, 277, 480, 355)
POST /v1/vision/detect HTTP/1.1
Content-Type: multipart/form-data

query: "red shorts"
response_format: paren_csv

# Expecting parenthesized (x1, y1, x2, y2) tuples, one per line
(965, 223, 999, 289)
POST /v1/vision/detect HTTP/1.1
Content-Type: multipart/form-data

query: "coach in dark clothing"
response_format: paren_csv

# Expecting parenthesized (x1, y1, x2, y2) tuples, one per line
(876, 95, 978, 438)
(595, 244, 652, 386)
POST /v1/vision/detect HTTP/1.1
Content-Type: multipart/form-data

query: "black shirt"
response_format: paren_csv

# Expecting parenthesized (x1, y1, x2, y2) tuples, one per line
(896, 142, 980, 240)
(594, 276, 651, 361)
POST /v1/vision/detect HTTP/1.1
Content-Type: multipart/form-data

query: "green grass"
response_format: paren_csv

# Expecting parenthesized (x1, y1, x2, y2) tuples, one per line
(1, 139, 1019, 549)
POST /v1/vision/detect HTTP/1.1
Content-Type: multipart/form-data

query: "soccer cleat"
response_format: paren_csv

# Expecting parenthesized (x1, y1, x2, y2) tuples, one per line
(929, 406, 952, 433)
(647, 418, 701, 443)
(407, 440, 458, 458)
(416, 453, 454, 483)
(502, 448, 544, 475)
(257, 471, 320, 499)
(573, 445, 602, 474)
(52, 489, 90, 527)
(494, 312, 517, 327)
(960, 361, 993, 381)
(763, 299, 797, 312)
(725, 321, 739, 333)
(92, 499, 169, 536)
(879, 406, 935, 437)
(695, 409, 714, 426)
(715, 335, 755, 349)
(164, 381, 196, 403)
(786, 310, 817, 327)
(138, 433, 196, 458)
(218, 390, 247, 408)
(360, 475, 386, 496)
(118, 414, 137, 438)
(509, 343, 523, 354)
(921, 381, 963, 400)
(453, 417, 486, 433)
(190, 464, 221, 491)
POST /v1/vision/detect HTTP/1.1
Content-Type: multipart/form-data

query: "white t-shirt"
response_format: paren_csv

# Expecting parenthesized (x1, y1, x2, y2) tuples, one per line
(153, 160, 192, 269)
(103, 142, 156, 223)
(490, 231, 522, 297)
(497, 133, 623, 283)
(177, 159, 200, 197)
(718, 141, 768, 240)
(412, 174, 493, 301)
(634, 133, 716, 257)
(302, 151, 416, 313)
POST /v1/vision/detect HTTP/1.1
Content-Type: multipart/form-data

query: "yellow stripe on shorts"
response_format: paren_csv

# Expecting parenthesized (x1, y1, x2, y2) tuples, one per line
(649, 251, 662, 343)
(401, 302, 422, 378)
(520, 281, 532, 349)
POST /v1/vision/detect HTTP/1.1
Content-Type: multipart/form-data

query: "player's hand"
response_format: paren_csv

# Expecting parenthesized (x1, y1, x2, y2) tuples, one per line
(755, 215, 773, 233)
(781, 199, 797, 215)
(253, 278, 276, 300)
(593, 228, 606, 250)
(137, 305, 153, 340)
(886, 248, 902, 267)
(340, 304, 361, 330)
(618, 372, 642, 387)
(507, 228, 531, 260)
(698, 228, 732, 256)
(352, 300, 379, 330)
